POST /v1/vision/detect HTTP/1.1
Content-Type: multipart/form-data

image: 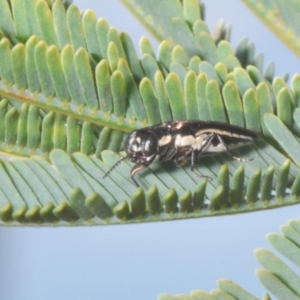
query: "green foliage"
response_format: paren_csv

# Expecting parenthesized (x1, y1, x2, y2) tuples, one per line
(158, 216, 300, 299)
(0, 0, 300, 227)
(242, 0, 300, 58)
(0, 0, 300, 299)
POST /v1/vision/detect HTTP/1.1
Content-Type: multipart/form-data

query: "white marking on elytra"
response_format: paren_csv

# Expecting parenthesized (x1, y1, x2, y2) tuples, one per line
(205, 143, 226, 152)
(175, 134, 193, 148)
(194, 135, 204, 150)
(175, 134, 207, 150)
(227, 141, 247, 149)
(195, 128, 252, 141)
(158, 135, 172, 146)
(204, 138, 252, 153)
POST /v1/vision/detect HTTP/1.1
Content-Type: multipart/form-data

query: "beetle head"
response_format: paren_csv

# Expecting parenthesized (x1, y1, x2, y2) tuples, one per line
(125, 129, 158, 164)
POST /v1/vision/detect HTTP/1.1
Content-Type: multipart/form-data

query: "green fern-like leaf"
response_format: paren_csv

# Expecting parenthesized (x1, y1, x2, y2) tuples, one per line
(0, 0, 299, 227)
(157, 216, 300, 299)
(242, 0, 300, 58)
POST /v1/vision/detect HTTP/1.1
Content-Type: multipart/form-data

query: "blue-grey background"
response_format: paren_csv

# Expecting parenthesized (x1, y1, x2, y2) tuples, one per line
(1, 1, 300, 299)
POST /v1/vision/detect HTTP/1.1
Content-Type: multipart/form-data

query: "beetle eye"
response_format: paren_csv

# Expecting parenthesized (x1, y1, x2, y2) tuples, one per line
(143, 132, 157, 156)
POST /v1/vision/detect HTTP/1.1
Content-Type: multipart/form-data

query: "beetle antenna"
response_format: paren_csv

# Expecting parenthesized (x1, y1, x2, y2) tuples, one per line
(103, 156, 127, 179)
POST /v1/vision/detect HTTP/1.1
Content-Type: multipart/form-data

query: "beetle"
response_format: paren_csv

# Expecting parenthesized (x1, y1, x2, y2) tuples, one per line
(103, 120, 258, 187)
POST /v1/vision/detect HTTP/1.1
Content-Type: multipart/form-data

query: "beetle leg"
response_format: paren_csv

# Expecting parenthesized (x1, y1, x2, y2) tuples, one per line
(173, 148, 188, 167)
(189, 134, 216, 180)
(162, 145, 177, 161)
(189, 146, 212, 180)
(130, 163, 147, 187)
(192, 132, 215, 165)
(216, 135, 254, 162)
